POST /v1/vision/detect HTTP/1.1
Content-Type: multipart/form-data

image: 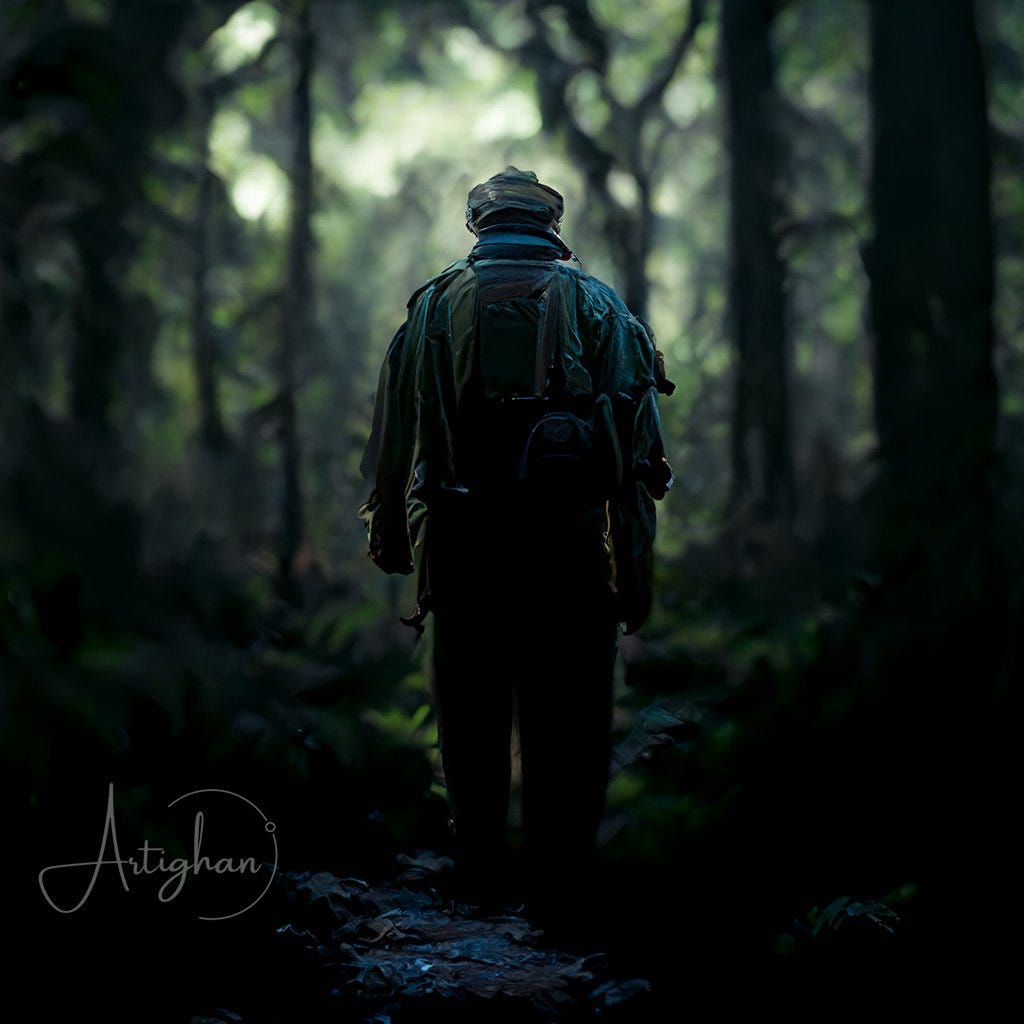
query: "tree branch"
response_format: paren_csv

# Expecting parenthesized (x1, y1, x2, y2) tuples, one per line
(634, 0, 705, 120)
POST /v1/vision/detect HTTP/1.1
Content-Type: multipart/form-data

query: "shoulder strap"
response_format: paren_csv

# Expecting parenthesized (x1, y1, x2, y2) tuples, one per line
(536, 272, 564, 398)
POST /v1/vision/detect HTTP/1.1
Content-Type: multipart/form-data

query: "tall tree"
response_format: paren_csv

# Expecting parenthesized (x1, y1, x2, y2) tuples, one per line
(864, 2, 1007, 974)
(721, 0, 794, 522)
(187, 20, 280, 455)
(279, 0, 315, 588)
(190, 78, 230, 453)
(0, 0, 246, 440)
(866, 0, 998, 641)
(864, 0, 1005, 955)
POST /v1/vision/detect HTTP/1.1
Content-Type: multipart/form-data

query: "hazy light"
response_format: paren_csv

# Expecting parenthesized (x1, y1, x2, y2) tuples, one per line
(607, 169, 640, 210)
(208, 1, 279, 75)
(445, 27, 503, 84)
(231, 158, 288, 225)
(209, 109, 251, 169)
(664, 76, 714, 126)
(316, 79, 542, 199)
(473, 93, 541, 142)
(208, 109, 287, 225)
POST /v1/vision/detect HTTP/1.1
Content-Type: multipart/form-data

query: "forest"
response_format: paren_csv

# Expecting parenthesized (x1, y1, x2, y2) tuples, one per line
(1, 0, 1018, 1020)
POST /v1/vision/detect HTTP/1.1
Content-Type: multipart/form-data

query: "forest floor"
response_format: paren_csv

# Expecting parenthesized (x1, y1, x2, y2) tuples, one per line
(188, 852, 650, 1024)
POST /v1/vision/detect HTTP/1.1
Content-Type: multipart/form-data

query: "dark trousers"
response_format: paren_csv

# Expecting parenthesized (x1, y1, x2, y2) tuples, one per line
(427, 491, 619, 922)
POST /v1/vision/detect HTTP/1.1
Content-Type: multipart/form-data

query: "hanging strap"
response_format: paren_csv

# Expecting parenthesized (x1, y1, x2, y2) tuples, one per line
(534, 273, 564, 398)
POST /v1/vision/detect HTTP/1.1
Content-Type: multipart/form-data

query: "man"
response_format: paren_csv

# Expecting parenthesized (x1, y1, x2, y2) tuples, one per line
(359, 167, 673, 935)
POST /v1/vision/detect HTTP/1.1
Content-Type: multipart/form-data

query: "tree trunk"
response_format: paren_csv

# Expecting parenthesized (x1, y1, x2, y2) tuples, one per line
(721, 0, 794, 522)
(610, 184, 651, 321)
(69, 215, 121, 436)
(278, 0, 314, 587)
(191, 83, 229, 452)
(866, 0, 998, 634)
(864, 1, 1006, 963)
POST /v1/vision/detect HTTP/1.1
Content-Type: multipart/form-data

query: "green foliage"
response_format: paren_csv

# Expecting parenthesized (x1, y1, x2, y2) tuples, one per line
(809, 895, 900, 938)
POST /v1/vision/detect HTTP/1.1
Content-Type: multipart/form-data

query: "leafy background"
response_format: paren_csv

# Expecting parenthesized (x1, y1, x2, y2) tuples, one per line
(1, 0, 1016, 1019)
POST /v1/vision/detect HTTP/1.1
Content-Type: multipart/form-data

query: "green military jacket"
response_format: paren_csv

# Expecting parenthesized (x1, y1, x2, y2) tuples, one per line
(359, 229, 673, 633)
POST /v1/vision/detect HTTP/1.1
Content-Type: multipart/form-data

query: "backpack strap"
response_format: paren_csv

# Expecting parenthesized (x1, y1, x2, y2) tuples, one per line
(535, 272, 563, 398)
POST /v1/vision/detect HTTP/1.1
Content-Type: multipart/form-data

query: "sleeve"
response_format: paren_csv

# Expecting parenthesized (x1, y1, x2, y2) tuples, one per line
(357, 319, 417, 575)
(358, 268, 463, 576)
(599, 310, 674, 634)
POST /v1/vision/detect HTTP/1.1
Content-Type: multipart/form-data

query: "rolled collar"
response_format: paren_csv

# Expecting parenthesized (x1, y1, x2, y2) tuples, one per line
(469, 222, 572, 262)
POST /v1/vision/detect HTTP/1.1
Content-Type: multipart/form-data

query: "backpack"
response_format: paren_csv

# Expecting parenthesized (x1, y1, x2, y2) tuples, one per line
(457, 260, 623, 501)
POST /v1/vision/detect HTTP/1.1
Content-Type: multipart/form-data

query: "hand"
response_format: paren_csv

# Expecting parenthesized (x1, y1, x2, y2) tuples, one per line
(369, 549, 415, 576)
